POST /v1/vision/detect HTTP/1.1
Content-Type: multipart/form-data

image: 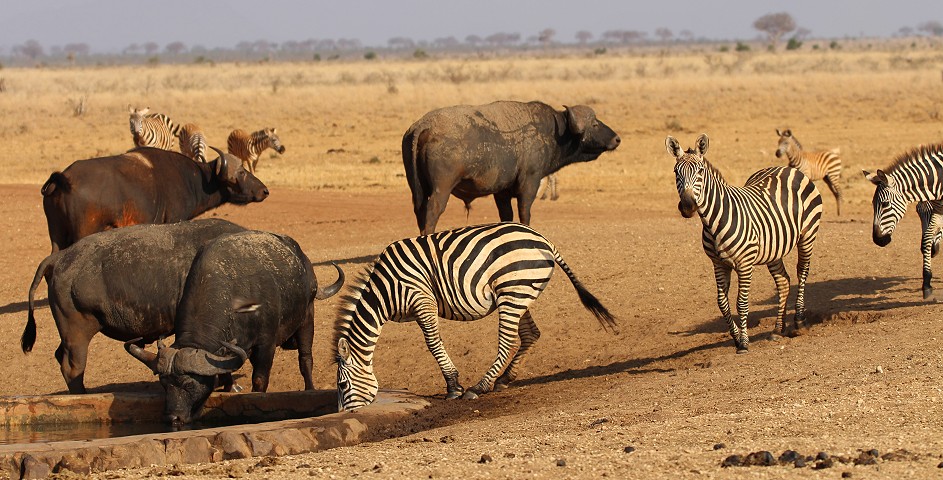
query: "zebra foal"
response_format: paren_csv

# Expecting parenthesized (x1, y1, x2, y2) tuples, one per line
(334, 222, 617, 411)
(178, 123, 208, 163)
(668, 134, 822, 353)
(865, 143, 943, 299)
(227, 128, 286, 174)
(775, 128, 843, 215)
(128, 106, 179, 150)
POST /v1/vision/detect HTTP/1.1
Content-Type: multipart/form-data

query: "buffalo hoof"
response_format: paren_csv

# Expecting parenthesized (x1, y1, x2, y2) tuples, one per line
(461, 390, 480, 400)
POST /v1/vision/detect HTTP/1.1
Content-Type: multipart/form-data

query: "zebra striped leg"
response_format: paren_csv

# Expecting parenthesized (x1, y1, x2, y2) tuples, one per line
(464, 300, 527, 399)
(712, 264, 740, 348)
(767, 260, 791, 339)
(416, 312, 464, 399)
(794, 232, 816, 330)
(548, 174, 559, 201)
(733, 266, 753, 354)
(495, 311, 540, 391)
(823, 175, 842, 216)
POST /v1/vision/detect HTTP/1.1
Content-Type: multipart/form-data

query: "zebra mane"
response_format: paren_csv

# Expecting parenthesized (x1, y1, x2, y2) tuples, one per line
(331, 266, 376, 358)
(885, 143, 943, 174)
(698, 155, 727, 183)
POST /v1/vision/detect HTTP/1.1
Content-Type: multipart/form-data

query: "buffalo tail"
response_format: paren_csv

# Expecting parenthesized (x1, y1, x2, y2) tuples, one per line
(23, 254, 57, 353)
(41, 172, 70, 196)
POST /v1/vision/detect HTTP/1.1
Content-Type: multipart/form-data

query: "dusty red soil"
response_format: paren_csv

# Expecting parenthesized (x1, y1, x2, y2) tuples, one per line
(2, 183, 942, 479)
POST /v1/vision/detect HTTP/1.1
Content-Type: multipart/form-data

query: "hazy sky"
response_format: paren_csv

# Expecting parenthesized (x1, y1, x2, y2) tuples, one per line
(1, 0, 938, 53)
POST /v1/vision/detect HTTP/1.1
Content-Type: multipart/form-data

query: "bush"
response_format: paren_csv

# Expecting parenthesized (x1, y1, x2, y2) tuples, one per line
(718, 45, 730, 52)
(413, 48, 428, 59)
(364, 51, 377, 60)
(313, 53, 321, 62)
(735, 42, 750, 52)
(593, 47, 607, 55)
(829, 40, 840, 50)
(786, 37, 802, 50)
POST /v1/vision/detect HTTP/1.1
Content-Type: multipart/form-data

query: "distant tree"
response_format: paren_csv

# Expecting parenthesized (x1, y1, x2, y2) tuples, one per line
(64, 43, 90, 57)
(465, 34, 482, 46)
(575, 30, 593, 45)
(336, 38, 361, 50)
(13, 40, 44, 60)
(388, 37, 415, 49)
(538, 28, 556, 46)
(432, 36, 460, 49)
(602, 30, 647, 44)
(123, 43, 141, 55)
(753, 12, 797, 50)
(165, 41, 187, 55)
(679, 30, 694, 42)
(143, 42, 160, 55)
(655, 27, 673, 43)
(918, 20, 943, 36)
(897, 26, 915, 37)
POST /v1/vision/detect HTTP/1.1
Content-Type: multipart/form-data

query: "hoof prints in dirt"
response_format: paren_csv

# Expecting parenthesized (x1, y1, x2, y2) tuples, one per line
(721, 448, 934, 469)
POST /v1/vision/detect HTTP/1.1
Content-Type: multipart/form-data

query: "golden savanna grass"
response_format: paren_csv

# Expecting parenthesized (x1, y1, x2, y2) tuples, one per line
(1, 48, 942, 211)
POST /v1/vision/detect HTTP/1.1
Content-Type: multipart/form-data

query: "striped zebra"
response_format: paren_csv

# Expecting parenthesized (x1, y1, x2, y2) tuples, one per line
(668, 134, 823, 353)
(537, 174, 559, 201)
(865, 143, 943, 299)
(334, 222, 617, 411)
(775, 128, 843, 215)
(227, 128, 286, 174)
(128, 106, 180, 150)
(178, 123, 208, 163)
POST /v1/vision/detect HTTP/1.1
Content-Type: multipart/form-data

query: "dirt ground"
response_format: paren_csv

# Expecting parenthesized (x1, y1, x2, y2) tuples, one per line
(2, 167, 943, 478)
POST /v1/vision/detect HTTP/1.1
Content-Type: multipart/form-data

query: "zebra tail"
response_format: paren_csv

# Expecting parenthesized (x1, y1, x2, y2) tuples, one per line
(553, 250, 618, 333)
(41, 172, 71, 196)
(23, 253, 57, 353)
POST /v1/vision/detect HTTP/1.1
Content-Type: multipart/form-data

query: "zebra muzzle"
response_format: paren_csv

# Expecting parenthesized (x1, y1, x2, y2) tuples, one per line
(873, 230, 892, 247)
(678, 190, 698, 218)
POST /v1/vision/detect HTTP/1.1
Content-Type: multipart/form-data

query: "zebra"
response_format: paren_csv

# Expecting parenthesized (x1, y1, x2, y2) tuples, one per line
(864, 143, 943, 299)
(536, 174, 559, 201)
(667, 134, 823, 353)
(177, 123, 208, 163)
(334, 222, 617, 411)
(227, 128, 286, 174)
(775, 128, 843, 215)
(128, 106, 180, 150)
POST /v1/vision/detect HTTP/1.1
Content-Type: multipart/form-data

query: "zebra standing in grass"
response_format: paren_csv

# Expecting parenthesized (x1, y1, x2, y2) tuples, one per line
(128, 106, 180, 150)
(227, 128, 286, 174)
(775, 128, 843, 215)
(668, 134, 822, 353)
(865, 143, 943, 299)
(334, 222, 617, 411)
(178, 123, 208, 163)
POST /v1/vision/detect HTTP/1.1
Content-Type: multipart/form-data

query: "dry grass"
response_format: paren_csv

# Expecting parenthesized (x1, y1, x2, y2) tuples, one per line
(1, 49, 942, 209)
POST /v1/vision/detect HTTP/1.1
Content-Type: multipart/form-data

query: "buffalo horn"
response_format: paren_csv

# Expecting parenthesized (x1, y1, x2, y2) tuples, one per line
(314, 262, 346, 300)
(173, 341, 247, 376)
(210, 146, 227, 176)
(124, 337, 159, 374)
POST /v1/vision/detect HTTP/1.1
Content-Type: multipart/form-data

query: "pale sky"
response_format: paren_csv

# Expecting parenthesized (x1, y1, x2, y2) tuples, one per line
(1, 0, 938, 53)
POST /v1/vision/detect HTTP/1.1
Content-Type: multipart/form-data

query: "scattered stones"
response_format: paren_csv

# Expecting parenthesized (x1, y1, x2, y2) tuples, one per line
(504, 453, 515, 459)
(814, 458, 834, 470)
(556, 459, 567, 467)
(875, 365, 884, 374)
(478, 454, 493, 464)
(816, 452, 830, 461)
(854, 449, 879, 465)
(440, 435, 456, 444)
(778, 450, 801, 464)
(623, 446, 636, 454)
(721, 455, 743, 467)
(842, 472, 853, 478)
(588, 418, 609, 428)
(742, 451, 776, 467)
(713, 443, 726, 450)
(937, 461, 943, 468)
(794, 458, 807, 468)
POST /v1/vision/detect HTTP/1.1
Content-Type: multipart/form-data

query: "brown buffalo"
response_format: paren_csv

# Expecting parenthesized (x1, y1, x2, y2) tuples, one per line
(41, 146, 268, 252)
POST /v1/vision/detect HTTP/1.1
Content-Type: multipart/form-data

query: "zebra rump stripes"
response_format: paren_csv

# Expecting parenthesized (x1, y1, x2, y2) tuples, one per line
(865, 143, 943, 299)
(178, 123, 208, 163)
(668, 134, 822, 353)
(333, 222, 616, 411)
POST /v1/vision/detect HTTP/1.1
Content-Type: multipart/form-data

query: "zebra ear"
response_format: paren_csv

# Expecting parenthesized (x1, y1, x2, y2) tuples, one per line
(665, 136, 682, 158)
(695, 133, 709, 155)
(863, 169, 886, 186)
(337, 338, 351, 361)
(775, 128, 782, 136)
(784, 129, 792, 137)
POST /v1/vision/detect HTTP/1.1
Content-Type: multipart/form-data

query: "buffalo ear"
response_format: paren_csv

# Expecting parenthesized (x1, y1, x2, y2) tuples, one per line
(337, 338, 351, 361)
(564, 105, 591, 135)
(665, 136, 683, 158)
(695, 133, 710, 155)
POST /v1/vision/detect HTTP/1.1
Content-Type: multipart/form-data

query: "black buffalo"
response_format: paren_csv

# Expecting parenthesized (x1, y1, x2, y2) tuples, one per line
(402, 101, 621, 234)
(126, 230, 344, 425)
(41, 146, 268, 253)
(24, 218, 248, 394)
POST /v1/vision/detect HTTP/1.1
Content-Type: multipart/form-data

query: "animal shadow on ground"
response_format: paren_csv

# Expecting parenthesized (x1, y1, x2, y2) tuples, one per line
(678, 275, 924, 336)
(0, 299, 47, 316)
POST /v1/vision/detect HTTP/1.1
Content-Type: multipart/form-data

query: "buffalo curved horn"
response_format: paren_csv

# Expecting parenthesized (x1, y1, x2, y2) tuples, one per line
(173, 342, 247, 376)
(314, 262, 345, 300)
(124, 337, 159, 374)
(210, 146, 227, 176)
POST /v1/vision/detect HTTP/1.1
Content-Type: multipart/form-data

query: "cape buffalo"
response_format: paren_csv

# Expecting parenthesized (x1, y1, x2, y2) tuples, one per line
(24, 218, 248, 394)
(41, 146, 268, 253)
(126, 231, 344, 425)
(402, 101, 621, 234)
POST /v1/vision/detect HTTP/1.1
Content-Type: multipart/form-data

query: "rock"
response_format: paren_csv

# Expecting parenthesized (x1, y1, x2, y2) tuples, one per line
(937, 461, 943, 468)
(440, 435, 456, 444)
(794, 458, 807, 468)
(216, 431, 252, 460)
(814, 458, 834, 469)
(479, 454, 493, 464)
(588, 418, 609, 428)
(854, 450, 879, 465)
(623, 446, 636, 454)
(713, 443, 726, 450)
(779, 450, 801, 464)
(816, 452, 830, 461)
(556, 459, 567, 467)
(22, 455, 52, 480)
(743, 451, 775, 466)
(721, 455, 743, 467)
(842, 472, 853, 478)
(875, 365, 884, 374)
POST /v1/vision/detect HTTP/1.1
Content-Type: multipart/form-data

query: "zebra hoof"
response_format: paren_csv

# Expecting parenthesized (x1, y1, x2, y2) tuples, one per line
(923, 287, 934, 300)
(461, 390, 479, 400)
(445, 391, 463, 400)
(736, 348, 749, 355)
(493, 382, 509, 392)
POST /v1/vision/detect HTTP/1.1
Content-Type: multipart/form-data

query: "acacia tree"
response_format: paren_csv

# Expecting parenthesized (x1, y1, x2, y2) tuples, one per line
(13, 40, 44, 60)
(655, 27, 673, 43)
(753, 12, 796, 50)
(538, 28, 556, 46)
(575, 30, 593, 45)
(918, 20, 943, 36)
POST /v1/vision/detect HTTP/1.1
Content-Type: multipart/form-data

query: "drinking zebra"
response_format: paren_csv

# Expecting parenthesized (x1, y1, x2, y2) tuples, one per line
(775, 128, 843, 215)
(334, 222, 617, 411)
(865, 143, 943, 299)
(178, 123, 208, 163)
(227, 128, 286, 174)
(128, 106, 180, 150)
(668, 134, 822, 353)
